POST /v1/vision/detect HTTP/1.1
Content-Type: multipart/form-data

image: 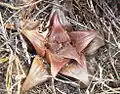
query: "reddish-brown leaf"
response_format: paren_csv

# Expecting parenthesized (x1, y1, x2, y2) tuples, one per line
(48, 14, 70, 43)
(47, 42, 63, 53)
(69, 30, 97, 54)
(60, 53, 89, 85)
(46, 49, 69, 77)
(46, 43, 88, 78)
(85, 34, 105, 55)
(57, 43, 82, 65)
(47, 12, 90, 78)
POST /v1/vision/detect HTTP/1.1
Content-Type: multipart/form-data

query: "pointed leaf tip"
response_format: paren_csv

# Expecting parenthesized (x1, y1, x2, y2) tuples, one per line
(69, 30, 97, 54)
(22, 56, 48, 91)
(57, 43, 82, 65)
(85, 35, 105, 55)
(49, 13, 70, 43)
(46, 49, 69, 77)
(60, 54, 89, 86)
(49, 3, 72, 31)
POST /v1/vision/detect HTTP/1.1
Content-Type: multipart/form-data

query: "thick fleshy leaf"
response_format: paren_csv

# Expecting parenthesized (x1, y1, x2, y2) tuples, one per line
(21, 20, 46, 57)
(47, 42, 63, 53)
(48, 14, 70, 43)
(57, 43, 82, 65)
(69, 30, 97, 54)
(60, 54, 89, 85)
(85, 35, 105, 55)
(46, 43, 87, 77)
(46, 49, 69, 77)
(22, 29, 46, 56)
(40, 30, 49, 39)
(22, 56, 49, 91)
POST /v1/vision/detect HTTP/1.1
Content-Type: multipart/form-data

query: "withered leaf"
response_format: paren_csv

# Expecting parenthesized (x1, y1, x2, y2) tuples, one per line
(21, 20, 46, 57)
(22, 55, 48, 91)
(22, 29, 46, 56)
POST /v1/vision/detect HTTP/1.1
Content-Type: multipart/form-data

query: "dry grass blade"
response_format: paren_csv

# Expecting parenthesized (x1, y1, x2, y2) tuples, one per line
(0, 0, 44, 10)
(6, 54, 26, 94)
(0, 57, 8, 63)
(0, 1, 20, 10)
(6, 55, 14, 94)
(21, 20, 46, 56)
(14, 55, 26, 94)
